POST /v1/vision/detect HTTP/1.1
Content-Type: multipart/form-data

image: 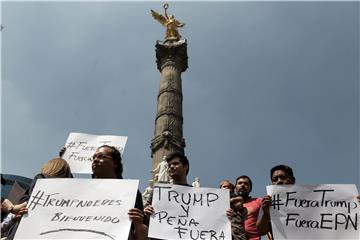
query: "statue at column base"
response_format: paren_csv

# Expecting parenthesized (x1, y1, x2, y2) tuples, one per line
(192, 177, 201, 187)
(151, 155, 171, 183)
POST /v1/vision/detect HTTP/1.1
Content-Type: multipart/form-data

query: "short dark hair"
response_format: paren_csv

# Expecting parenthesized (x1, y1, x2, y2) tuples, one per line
(270, 165, 295, 183)
(235, 175, 253, 190)
(166, 152, 189, 175)
(99, 145, 123, 179)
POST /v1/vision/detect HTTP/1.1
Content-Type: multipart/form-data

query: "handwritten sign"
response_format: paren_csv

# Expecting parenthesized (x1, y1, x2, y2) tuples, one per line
(266, 184, 359, 240)
(62, 132, 128, 174)
(14, 178, 139, 240)
(148, 183, 232, 240)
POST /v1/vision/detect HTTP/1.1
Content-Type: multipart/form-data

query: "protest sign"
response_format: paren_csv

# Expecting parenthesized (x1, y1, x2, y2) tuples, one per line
(148, 183, 232, 240)
(62, 132, 127, 174)
(15, 178, 139, 240)
(266, 184, 359, 240)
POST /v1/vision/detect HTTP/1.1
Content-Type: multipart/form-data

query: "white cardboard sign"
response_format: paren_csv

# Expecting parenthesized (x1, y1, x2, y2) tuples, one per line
(266, 184, 359, 240)
(15, 178, 139, 240)
(62, 132, 128, 174)
(148, 183, 232, 240)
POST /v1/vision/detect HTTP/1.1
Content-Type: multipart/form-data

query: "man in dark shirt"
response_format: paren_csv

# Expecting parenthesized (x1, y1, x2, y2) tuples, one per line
(92, 145, 147, 240)
(144, 152, 190, 211)
(256, 165, 296, 240)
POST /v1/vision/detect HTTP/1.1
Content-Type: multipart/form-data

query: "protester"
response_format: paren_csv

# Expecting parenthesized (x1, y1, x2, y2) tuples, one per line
(143, 153, 194, 240)
(235, 175, 262, 240)
(5, 158, 73, 239)
(220, 179, 235, 195)
(257, 165, 296, 239)
(166, 152, 190, 184)
(230, 193, 247, 240)
(1, 199, 27, 217)
(91, 145, 147, 240)
(22, 157, 73, 202)
(144, 152, 191, 213)
(219, 180, 246, 240)
(1, 201, 27, 238)
(1, 176, 28, 239)
(257, 164, 360, 240)
(145, 153, 236, 239)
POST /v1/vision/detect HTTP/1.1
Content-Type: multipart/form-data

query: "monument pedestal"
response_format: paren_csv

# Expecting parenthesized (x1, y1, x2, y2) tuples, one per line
(150, 39, 188, 180)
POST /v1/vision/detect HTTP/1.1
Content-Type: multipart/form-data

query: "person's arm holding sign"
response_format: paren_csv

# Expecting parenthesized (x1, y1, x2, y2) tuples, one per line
(59, 147, 66, 157)
(128, 208, 148, 240)
(1, 201, 28, 237)
(92, 145, 148, 240)
(143, 205, 155, 218)
(9, 202, 28, 217)
(256, 195, 272, 235)
(1, 199, 28, 216)
(257, 165, 297, 236)
(7, 204, 28, 223)
(226, 208, 234, 220)
(219, 180, 236, 221)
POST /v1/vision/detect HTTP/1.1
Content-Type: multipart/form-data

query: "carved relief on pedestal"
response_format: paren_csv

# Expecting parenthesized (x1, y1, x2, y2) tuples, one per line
(150, 129, 185, 154)
(155, 40, 188, 73)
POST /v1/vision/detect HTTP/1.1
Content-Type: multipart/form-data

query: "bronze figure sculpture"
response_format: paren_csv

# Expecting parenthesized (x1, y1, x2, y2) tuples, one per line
(151, 3, 185, 42)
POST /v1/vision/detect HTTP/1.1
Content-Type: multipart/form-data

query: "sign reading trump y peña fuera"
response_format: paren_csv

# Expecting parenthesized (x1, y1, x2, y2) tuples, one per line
(62, 132, 127, 174)
(148, 183, 232, 240)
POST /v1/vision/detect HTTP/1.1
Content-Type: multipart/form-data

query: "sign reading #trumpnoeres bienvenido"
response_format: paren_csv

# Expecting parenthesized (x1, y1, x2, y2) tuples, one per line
(14, 179, 139, 240)
(62, 132, 128, 174)
(148, 183, 232, 240)
(266, 184, 359, 240)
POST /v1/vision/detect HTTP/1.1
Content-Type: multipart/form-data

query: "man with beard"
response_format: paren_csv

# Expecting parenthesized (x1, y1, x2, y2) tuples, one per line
(235, 175, 262, 240)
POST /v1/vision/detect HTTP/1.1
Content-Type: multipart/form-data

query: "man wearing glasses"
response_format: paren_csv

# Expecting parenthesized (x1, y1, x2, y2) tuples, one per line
(92, 145, 148, 240)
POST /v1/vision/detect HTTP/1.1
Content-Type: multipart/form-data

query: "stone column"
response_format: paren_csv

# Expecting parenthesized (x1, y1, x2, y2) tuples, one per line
(150, 39, 188, 178)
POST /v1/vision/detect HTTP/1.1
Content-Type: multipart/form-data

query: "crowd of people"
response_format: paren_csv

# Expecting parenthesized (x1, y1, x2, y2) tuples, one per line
(1, 146, 359, 240)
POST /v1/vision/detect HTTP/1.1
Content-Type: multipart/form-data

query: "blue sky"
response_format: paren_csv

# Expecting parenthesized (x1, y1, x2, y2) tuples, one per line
(1, 1, 359, 197)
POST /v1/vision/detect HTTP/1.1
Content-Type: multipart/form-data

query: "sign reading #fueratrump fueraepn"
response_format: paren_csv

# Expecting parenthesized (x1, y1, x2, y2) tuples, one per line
(267, 184, 359, 240)
(62, 132, 128, 174)
(14, 179, 139, 240)
(148, 183, 232, 240)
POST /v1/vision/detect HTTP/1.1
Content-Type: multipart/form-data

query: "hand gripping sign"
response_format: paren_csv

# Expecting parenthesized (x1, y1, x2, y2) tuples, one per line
(266, 184, 359, 240)
(14, 178, 139, 240)
(148, 183, 232, 240)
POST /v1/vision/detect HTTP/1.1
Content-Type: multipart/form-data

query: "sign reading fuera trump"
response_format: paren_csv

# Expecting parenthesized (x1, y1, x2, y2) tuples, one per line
(266, 184, 359, 240)
(62, 132, 127, 174)
(148, 184, 232, 240)
(14, 179, 139, 240)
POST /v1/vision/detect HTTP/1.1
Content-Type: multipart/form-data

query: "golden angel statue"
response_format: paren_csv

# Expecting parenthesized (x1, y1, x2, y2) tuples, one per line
(151, 3, 185, 41)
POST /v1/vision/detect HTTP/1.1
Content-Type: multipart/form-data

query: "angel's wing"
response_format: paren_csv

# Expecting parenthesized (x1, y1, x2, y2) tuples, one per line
(151, 10, 167, 26)
(174, 19, 185, 28)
